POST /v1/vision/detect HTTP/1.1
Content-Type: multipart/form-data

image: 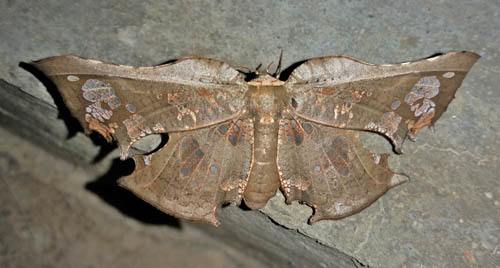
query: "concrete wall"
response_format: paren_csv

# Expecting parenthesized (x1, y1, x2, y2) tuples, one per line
(1, 1, 499, 267)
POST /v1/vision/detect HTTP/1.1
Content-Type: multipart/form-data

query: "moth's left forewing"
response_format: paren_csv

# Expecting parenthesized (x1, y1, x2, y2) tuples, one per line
(285, 51, 480, 152)
(31, 55, 248, 159)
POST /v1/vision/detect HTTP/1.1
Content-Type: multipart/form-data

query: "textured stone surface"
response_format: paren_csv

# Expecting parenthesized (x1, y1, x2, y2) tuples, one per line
(1, 0, 499, 267)
(0, 126, 267, 268)
(0, 80, 356, 267)
(0, 80, 99, 163)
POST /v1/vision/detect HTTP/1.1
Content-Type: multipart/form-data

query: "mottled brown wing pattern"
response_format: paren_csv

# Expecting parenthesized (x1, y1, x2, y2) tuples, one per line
(119, 118, 254, 226)
(286, 51, 480, 152)
(277, 117, 408, 222)
(31, 51, 479, 226)
(32, 55, 247, 159)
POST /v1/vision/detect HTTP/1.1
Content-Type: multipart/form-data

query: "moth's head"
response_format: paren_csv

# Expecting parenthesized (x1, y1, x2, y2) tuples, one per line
(247, 72, 285, 86)
(246, 51, 285, 86)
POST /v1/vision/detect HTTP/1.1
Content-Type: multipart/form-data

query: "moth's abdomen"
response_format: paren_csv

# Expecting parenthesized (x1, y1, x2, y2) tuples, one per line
(244, 117, 281, 209)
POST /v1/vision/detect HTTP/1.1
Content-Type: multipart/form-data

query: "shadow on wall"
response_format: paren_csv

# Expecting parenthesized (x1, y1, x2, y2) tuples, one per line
(86, 157, 181, 229)
(21, 59, 181, 229)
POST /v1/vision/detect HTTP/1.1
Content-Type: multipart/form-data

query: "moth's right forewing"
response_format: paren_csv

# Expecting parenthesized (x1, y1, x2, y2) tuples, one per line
(285, 51, 479, 152)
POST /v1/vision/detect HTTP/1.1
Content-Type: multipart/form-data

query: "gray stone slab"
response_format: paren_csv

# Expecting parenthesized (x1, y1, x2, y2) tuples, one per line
(0, 78, 359, 268)
(0, 79, 99, 163)
(1, 0, 499, 267)
(0, 126, 267, 268)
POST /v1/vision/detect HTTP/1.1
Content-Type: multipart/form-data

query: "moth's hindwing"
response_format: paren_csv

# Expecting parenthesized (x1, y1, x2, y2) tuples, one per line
(277, 118, 408, 222)
(119, 119, 254, 226)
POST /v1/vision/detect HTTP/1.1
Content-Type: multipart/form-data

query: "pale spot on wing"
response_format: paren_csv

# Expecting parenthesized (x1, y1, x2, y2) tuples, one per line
(443, 72, 455, 78)
(67, 75, 80, 81)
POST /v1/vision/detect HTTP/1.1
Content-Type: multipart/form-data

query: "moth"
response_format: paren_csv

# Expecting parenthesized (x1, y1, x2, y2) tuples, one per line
(31, 51, 479, 226)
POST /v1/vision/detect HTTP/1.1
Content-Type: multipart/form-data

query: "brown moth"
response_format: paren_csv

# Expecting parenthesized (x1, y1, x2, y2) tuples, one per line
(31, 51, 479, 226)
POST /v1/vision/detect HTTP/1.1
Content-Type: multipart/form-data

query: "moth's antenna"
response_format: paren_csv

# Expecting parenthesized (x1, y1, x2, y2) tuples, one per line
(265, 61, 274, 76)
(274, 49, 283, 78)
(236, 64, 261, 81)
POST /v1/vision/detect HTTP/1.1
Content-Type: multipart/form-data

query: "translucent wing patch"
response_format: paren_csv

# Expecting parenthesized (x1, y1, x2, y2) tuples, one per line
(282, 119, 311, 145)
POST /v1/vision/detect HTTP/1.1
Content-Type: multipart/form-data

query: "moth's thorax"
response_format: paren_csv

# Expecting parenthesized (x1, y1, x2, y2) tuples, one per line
(246, 82, 287, 119)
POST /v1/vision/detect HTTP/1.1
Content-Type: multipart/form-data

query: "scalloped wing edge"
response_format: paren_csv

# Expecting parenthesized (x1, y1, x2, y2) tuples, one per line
(307, 172, 409, 224)
(118, 155, 221, 226)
